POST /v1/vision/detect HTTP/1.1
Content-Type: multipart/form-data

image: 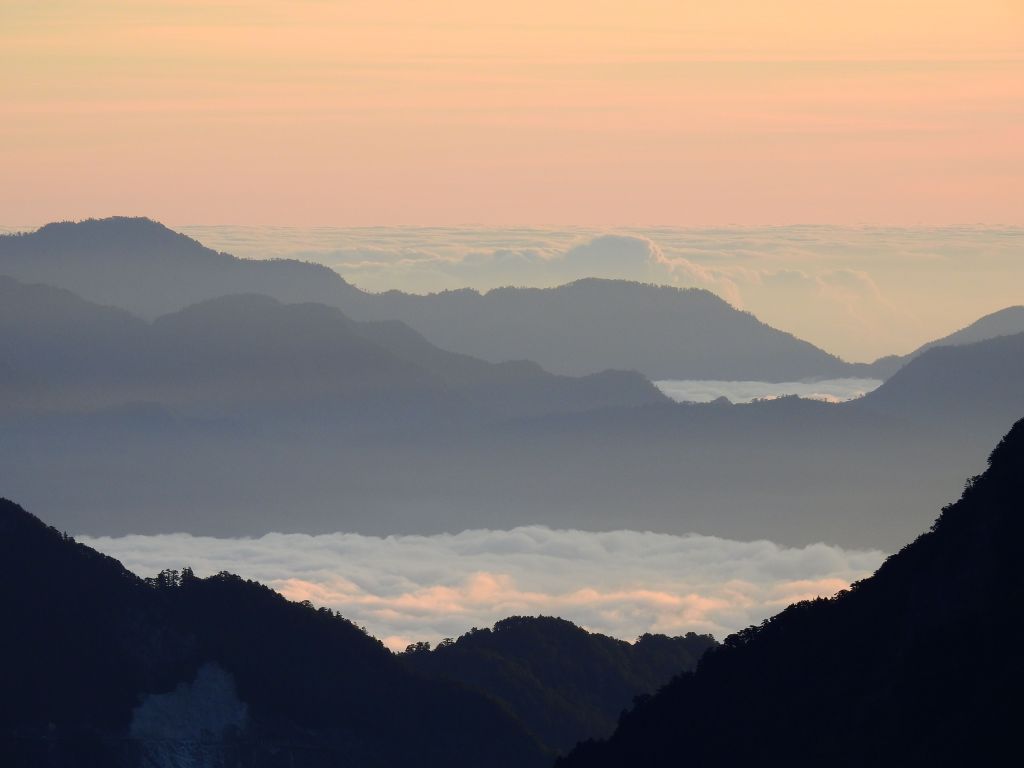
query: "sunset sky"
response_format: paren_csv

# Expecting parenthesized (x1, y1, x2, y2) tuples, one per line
(3, 1, 1022, 225)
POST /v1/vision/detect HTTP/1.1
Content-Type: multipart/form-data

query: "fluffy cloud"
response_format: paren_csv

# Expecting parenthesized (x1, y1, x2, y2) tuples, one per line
(81, 527, 885, 652)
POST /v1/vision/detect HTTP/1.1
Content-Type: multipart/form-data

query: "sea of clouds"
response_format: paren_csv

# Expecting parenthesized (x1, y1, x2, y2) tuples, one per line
(81, 527, 885, 651)
(655, 377, 883, 404)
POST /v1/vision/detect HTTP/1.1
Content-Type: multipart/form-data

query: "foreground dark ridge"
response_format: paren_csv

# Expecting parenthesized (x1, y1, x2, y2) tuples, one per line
(560, 417, 1024, 767)
(401, 617, 715, 754)
(0, 500, 712, 767)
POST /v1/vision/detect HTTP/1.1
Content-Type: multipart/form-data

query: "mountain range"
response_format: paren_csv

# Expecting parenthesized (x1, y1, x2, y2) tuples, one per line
(3, 419, 1021, 766)
(2, 218, 1024, 549)
(559, 417, 1024, 767)
(865, 304, 1024, 378)
(0, 218, 856, 380)
(0, 275, 662, 419)
(2, 284, 1023, 548)
(0, 498, 712, 767)
(6, 218, 1022, 383)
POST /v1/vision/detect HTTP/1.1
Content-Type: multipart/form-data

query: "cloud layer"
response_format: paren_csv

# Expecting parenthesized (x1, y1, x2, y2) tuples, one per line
(81, 527, 885, 651)
(655, 377, 882, 404)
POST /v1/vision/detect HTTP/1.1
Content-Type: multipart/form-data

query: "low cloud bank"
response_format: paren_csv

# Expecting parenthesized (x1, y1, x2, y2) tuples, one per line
(81, 527, 885, 651)
(655, 378, 883, 404)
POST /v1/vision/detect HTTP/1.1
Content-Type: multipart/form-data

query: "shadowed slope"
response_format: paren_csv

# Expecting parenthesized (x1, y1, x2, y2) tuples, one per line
(0, 217, 361, 318)
(1, 218, 853, 380)
(867, 305, 1024, 378)
(559, 418, 1024, 767)
(0, 276, 665, 416)
(402, 616, 716, 755)
(0, 498, 548, 768)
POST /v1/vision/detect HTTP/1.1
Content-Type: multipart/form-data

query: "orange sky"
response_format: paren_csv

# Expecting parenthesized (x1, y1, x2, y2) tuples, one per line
(2, 1, 1022, 225)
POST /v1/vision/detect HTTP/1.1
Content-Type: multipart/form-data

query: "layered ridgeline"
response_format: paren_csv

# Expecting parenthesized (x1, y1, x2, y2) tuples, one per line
(560, 419, 1024, 767)
(0, 498, 542, 768)
(0, 217, 852, 381)
(4, 219, 1024, 548)
(0, 499, 714, 767)
(866, 305, 1024, 379)
(402, 617, 715, 755)
(0, 275, 663, 418)
(3, 271, 1022, 547)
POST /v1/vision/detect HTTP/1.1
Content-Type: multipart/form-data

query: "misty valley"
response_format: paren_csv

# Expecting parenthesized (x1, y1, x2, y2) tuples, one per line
(2, 218, 1022, 767)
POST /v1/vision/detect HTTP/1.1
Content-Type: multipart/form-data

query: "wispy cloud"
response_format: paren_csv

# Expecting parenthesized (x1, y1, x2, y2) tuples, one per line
(81, 526, 885, 651)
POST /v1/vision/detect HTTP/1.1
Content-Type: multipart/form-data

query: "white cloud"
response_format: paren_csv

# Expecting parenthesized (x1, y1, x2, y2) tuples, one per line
(654, 377, 882, 404)
(80, 527, 885, 651)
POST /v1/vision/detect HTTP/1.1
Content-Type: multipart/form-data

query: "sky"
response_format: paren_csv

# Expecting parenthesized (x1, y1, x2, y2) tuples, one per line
(81, 526, 885, 651)
(2, 1, 1022, 226)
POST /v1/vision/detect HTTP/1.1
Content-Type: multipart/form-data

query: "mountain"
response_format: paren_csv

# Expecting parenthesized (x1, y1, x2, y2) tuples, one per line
(866, 305, 1024, 378)
(0, 217, 363, 318)
(0, 497, 551, 767)
(401, 616, 716, 755)
(3, 277, 1022, 548)
(559, 418, 1024, 767)
(856, 332, 1024, 430)
(0, 276, 665, 417)
(353, 278, 853, 380)
(1, 217, 854, 380)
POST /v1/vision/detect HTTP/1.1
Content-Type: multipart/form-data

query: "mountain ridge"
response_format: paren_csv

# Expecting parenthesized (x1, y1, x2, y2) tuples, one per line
(559, 417, 1024, 767)
(0, 497, 714, 767)
(0, 217, 853, 381)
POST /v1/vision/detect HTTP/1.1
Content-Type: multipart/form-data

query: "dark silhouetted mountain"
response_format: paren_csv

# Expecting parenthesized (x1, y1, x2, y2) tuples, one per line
(866, 305, 1024, 378)
(559, 418, 1024, 767)
(401, 616, 715, 755)
(1, 218, 855, 380)
(0, 498, 549, 767)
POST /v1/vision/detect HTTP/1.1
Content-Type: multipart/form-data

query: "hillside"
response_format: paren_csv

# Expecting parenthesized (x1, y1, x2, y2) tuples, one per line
(357, 278, 853, 380)
(0, 217, 362, 318)
(1, 217, 854, 381)
(0, 498, 548, 767)
(4, 289, 1022, 548)
(0, 276, 665, 417)
(402, 616, 715, 755)
(559, 417, 1024, 767)
(866, 305, 1024, 378)
(856, 332, 1024, 429)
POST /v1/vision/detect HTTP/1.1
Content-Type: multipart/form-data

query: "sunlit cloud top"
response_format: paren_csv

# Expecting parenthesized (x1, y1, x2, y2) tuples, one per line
(81, 526, 886, 652)
(2, 1, 1021, 225)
